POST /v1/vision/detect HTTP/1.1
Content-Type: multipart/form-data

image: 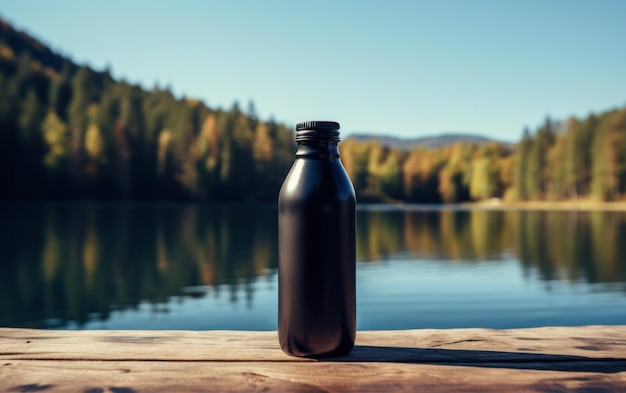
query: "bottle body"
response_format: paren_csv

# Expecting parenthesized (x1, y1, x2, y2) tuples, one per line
(278, 124, 356, 358)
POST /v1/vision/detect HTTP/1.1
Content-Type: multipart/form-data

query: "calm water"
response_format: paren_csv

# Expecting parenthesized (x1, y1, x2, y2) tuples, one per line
(1, 204, 626, 330)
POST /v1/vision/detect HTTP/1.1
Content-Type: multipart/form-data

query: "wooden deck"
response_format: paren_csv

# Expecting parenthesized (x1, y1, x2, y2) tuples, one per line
(1, 326, 626, 392)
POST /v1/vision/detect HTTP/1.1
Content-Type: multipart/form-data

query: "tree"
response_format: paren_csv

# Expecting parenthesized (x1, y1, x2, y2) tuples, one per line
(525, 118, 556, 200)
(0, 72, 18, 199)
(573, 115, 596, 197)
(469, 157, 493, 200)
(49, 62, 72, 121)
(83, 102, 107, 192)
(196, 113, 222, 200)
(156, 129, 179, 199)
(252, 122, 275, 200)
(377, 149, 404, 200)
(15, 87, 46, 198)
(613, 109, 626, 196)
(67, 66, 96, 198)
(118, 84, 148, 199)
(228, 111, 255, 200)
(339, 139, 370, 194)
(560, 116, 593, 199)
(513, 128, 532, 200)
(246, 100, 258, 132)
(438, 143, 473, 203)
(42, 110, 70, 197)
(591, 111, 621, 200)
(403, 148, 441, 203)
(546, 132, 567, 199)
(366, 141, 386, 195)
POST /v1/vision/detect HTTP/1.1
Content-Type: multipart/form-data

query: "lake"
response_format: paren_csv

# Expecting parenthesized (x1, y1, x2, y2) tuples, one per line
(1, 204, 625, 330)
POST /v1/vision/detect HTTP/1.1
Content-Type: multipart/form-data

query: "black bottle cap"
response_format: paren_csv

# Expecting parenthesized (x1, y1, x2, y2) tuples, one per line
(295, 121, 340, 142)
(296, 121, 340, 131)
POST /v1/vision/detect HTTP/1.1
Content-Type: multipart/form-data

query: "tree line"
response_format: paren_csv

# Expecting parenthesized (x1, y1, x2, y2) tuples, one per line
(1, 18, 625, 203)
(340, 107, 626, 203)
(0, 20, 294, 201)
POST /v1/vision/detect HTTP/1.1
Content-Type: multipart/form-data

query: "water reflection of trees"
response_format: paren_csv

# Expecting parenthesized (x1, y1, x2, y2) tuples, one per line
(0, 205, 278, 328)
(515, 211, 626, 284)
(357, 209, 626, 285)
(357, 209, 516, 262)
(2, 206, 625, 328)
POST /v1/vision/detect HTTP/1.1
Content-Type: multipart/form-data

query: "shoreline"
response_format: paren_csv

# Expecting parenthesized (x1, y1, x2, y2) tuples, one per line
(2, 199, 626, 211)
(465, 199, 626, 211)
(360, 199, 626, 212)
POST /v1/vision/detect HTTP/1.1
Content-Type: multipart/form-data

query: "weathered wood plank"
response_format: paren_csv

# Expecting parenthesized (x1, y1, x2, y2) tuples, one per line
(2, 326, 626, 361)
(2, 360, 626, 393)
(1, 326, 626, 392)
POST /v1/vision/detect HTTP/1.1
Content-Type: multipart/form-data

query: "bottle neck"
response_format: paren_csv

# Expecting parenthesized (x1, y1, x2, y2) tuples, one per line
(296, 141, 340, 158)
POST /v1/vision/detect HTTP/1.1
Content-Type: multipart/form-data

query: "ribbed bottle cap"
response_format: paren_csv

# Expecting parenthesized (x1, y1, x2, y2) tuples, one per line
(296, 121, 340, 131)
(295, 121, 340, 142)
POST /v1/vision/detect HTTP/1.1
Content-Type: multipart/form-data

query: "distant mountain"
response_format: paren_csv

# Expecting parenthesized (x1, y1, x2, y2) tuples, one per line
(346, 133, 510, 149)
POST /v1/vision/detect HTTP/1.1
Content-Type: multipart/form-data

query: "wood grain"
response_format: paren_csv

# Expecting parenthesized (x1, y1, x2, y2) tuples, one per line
(1, 326, 626, 392)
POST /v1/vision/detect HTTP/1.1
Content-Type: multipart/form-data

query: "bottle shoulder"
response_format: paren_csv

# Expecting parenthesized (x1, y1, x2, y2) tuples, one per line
(279, 158, 355, 204)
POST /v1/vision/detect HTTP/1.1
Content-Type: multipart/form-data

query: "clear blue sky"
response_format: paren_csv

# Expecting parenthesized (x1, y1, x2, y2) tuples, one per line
(2, 0, 625, 142)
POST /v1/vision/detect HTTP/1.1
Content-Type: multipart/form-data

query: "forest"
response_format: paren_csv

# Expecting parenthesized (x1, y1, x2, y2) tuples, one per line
(1, 18, 626, 203)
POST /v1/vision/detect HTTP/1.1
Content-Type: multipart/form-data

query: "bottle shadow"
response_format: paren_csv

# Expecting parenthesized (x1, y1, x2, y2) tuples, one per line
(321, 345, 626, 373)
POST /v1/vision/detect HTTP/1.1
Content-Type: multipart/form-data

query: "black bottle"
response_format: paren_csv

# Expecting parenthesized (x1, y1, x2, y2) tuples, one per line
(278, 121, 356, 358)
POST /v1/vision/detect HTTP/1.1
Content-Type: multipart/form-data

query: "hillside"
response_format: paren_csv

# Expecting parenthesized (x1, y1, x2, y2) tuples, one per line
(0, 17, 75, 73)
(346, 133, 510, 149)
(0, 17, 294, 202)
(1, 17, 625, 204)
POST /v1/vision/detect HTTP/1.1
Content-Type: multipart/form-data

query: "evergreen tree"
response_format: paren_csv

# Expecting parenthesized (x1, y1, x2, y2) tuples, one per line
(513, 128, 532, 200)
(339, 139, 370, 194)
(377, 149, 404, 200)
(229, 111, 255, 200)
(0, 72, 18, 199)
(93, 85, 120, 198)
(403, 148, 441, 203)
(119, 85, 148, 199)
(562, 116, 594, 199)
(156, 129, 179, 199)
(366, 141, 386, 195)
(168, 99, 199, 198)
(469, 144, 503, 200)
(42, 110, 70, 197)
(49, 61, 72, 121)
(17, 86, 47, 198)
(574, 115, 597, 197)
(246, 99, 258, 132)
(197, 113, 222, 200)
(590, 112, 622, 200)
(613, 109, 626, 196)
(438, 143, 473, 203)
(67, 66, 95, 198)
(252, 122, 275, 200)
(525, 118, 556, 200)
(0, 53, 25, 199)
(546, 131, 567, 199)
(83, 103, 110, 197)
